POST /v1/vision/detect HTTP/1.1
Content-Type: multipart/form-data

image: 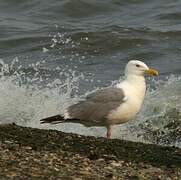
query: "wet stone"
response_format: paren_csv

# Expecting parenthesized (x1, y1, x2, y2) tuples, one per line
(0, 124, 180, 179)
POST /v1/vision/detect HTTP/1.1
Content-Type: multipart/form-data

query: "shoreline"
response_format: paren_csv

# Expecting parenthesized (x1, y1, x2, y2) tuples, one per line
(0, 124, 180, 179)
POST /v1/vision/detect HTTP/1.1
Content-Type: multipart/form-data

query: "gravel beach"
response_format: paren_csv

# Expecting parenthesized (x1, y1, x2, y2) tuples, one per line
(0, 124, 180, 179)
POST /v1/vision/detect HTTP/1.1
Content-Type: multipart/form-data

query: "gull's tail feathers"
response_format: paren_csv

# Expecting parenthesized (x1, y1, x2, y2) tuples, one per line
(40, 115, 79, 124)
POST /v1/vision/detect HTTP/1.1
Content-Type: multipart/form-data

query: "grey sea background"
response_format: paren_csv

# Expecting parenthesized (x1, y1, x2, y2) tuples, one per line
(0, 0, 180, 147)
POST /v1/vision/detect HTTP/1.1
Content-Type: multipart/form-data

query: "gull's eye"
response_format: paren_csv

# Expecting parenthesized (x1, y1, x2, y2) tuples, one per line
(136, 64, 140, 67)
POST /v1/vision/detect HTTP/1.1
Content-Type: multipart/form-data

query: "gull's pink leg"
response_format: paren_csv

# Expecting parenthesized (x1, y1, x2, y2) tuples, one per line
(106, 126, 112, 139)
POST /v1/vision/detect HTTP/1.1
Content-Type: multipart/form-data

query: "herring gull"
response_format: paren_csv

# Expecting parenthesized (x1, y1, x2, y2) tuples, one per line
(40, 60, 158, 138)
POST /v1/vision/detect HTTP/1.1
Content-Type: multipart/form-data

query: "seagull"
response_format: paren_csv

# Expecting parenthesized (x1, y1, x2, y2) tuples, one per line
(40, 60, 158, 138)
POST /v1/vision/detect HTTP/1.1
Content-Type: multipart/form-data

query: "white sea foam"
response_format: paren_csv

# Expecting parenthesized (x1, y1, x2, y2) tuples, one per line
(0, 59, 180, 147)
(1, 26, 181, 148)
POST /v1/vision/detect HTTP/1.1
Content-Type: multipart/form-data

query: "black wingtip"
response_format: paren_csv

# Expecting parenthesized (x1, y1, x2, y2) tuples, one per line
(40, 115, 64, 124)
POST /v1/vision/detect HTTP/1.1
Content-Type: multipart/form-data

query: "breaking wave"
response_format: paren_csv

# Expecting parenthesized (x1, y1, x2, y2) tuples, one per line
(0, 59, 180, 148)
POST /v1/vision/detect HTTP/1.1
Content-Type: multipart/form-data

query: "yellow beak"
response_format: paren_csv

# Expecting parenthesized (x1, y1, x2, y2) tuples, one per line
(145, 68, 159, 76)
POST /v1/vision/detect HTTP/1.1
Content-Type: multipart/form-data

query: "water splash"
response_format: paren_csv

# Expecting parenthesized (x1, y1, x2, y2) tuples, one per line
(0, 58, 82, 127)
(0, 59, 180, 147)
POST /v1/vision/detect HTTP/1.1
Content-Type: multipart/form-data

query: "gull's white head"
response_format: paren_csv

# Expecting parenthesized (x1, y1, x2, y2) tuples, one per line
(125, 60, 159, 77)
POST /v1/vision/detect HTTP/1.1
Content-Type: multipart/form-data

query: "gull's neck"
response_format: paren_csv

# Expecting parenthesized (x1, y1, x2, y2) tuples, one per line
(116, 74, 146, 98)
(125, 74, 145, 85)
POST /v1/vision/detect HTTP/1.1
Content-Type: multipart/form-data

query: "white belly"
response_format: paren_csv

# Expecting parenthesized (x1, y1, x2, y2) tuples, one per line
(107, 94, 144, 125)
(107, 77, 146, 125)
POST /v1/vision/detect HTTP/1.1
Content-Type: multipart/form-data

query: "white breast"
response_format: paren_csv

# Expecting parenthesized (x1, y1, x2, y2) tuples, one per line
(107, 77, 146, 125)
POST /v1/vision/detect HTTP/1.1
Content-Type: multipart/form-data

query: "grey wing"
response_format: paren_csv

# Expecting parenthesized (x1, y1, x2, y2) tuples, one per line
(86, 87, 125, 102)
(67, 87, 125, 126)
